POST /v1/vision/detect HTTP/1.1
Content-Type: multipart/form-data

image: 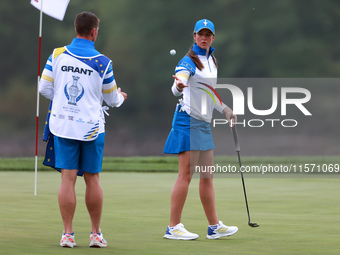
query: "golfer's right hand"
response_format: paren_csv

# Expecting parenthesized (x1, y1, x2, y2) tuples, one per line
(118, 87, 127, 101)
(173, 75, 189, 92)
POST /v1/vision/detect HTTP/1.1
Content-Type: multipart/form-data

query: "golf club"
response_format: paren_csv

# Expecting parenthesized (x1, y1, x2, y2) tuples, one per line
(231, 124, 259, 228)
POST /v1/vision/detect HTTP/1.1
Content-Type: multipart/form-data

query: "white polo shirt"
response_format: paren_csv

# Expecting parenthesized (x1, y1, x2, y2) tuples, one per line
(171, 44, 227, 123)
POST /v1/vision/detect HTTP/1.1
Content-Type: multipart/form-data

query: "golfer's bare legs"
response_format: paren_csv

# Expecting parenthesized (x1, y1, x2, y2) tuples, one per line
(84, 172, 103, 233)
(59, 169, 78, 234)
(169, 151, 199, 227)
(198, 149, 219, 225)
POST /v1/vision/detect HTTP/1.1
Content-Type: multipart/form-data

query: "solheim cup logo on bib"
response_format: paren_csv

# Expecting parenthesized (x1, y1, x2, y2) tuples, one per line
(64, 76, 84, 106)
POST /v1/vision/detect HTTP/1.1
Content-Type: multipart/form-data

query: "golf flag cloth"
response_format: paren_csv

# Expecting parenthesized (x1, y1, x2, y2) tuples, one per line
(30, 0, 70, 21)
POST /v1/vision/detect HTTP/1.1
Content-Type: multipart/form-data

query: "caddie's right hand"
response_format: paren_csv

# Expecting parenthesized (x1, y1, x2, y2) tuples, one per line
(173, 75, 189, 92)
(118, 87, 128, 101)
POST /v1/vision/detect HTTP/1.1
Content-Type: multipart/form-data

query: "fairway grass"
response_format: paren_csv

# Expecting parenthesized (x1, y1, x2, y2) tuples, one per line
(0, 171, 339, 255)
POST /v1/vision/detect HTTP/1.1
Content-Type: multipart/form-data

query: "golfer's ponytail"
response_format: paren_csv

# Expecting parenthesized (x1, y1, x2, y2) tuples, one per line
(186, 45, 218, 71)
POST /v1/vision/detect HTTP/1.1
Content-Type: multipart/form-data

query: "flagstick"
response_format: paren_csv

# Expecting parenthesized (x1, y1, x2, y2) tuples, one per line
(35, 0, 43, 196)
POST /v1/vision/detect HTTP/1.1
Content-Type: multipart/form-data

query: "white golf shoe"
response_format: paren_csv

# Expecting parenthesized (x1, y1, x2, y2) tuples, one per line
(206, 221, 238, 239)
(89, 232, 107, 248)
(60, 233, 76, 248)
(163, 223, 199, 240)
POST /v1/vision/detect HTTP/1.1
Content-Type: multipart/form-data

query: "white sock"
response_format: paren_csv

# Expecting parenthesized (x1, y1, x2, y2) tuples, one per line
(209, 223, 219, 230)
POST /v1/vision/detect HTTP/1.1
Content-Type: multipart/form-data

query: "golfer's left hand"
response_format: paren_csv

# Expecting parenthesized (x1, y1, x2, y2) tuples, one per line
(223, 107, 237, 127)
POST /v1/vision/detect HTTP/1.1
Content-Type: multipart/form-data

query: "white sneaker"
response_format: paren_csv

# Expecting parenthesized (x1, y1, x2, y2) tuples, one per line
(60, 233, 76, 248)
(89, 232, 107, 248)
(163, 223, 199, 240)
(206, 221, 238, 239)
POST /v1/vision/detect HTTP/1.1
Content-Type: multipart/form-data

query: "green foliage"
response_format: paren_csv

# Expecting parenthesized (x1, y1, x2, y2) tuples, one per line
(1, 156, 339, 176)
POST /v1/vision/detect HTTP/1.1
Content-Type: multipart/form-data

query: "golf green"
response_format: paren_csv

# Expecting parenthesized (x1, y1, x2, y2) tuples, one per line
(0, 171, 339, 254)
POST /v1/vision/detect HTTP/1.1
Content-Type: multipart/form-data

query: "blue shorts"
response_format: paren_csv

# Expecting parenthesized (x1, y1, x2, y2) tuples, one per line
(54, 133, 105, 175)
(163, 105, 215, 154)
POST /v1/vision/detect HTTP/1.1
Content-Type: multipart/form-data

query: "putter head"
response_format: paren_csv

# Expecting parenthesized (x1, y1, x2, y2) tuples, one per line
(248, 222, 259, 228)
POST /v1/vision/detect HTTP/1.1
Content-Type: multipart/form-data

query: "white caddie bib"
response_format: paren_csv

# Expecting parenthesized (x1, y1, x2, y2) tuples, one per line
(49, 47, 111, 141)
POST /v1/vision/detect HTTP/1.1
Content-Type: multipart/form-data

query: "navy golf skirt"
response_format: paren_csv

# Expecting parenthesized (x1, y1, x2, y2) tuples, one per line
(163, 104, 215, 154)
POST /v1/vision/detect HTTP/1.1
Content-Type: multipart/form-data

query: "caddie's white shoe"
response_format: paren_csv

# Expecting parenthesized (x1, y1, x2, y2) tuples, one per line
(163, 223, 199, 240)
(89, 232, 107, 248)
(206, 221, 238, 239)
(60, 233, 76, 248)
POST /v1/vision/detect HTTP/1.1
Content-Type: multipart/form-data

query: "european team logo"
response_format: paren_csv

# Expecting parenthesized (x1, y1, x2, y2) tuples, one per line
(64, 75, 84, 105)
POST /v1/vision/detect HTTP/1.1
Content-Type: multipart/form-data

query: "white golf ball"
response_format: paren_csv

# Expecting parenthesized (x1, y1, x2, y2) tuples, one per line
(170, 49, 176, 56)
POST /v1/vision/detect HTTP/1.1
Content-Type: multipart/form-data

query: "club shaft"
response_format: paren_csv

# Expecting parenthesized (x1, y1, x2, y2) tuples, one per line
(232, 125, 252, 224)
(237, 151, 251, 223)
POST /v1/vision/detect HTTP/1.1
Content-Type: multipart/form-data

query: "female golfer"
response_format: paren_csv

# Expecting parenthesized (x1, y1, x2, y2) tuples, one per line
(163, 19, 238, 240)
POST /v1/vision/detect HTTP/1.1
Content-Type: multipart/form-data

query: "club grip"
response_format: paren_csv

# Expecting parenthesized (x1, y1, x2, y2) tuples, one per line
(231, 125, 241, 152)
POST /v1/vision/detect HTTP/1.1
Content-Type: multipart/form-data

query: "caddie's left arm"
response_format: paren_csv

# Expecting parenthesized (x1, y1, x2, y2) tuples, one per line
(102, 63, 127, 107)
(39, 54, 54, 100)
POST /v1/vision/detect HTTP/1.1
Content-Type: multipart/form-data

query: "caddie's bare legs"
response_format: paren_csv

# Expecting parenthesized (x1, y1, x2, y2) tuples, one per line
(84, 172, 103, 234)
(59, 169, 78, 234)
